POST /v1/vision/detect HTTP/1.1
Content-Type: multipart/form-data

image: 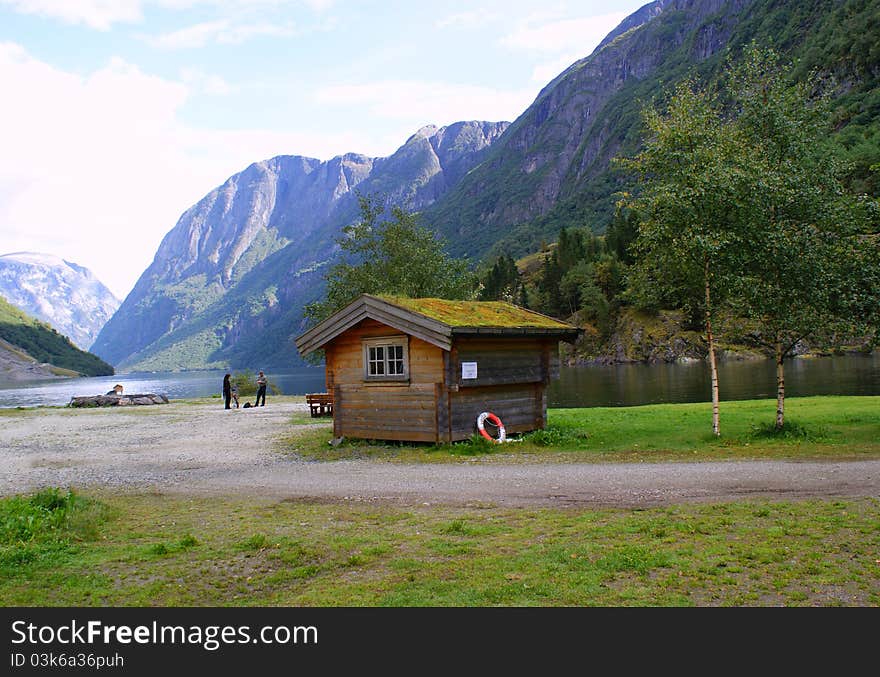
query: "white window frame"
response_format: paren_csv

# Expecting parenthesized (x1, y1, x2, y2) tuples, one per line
(362, 336, 409, 382)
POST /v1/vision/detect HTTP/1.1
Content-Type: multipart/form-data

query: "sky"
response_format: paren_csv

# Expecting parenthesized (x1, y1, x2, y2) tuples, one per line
(0, 0, 646, 300)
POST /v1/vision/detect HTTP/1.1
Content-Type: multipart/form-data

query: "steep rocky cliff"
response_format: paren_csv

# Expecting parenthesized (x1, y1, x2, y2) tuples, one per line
(92, 0, 878, 371)
(92, 121, 507, 370)
(424, 0, 750, 257)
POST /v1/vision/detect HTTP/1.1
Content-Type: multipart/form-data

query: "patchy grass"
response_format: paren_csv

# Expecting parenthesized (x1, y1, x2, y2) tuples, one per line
(279, 396, 880, 463)
(1, 491, 877, 606)
(0, 488, 113, 576)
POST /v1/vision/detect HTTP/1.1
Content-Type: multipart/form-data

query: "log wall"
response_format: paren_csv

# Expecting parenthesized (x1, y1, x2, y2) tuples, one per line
(448, 383, 544, 440)
(325, 319, 443, 393)
(323, 321, 558, 443)
(326, 319, 444, 441)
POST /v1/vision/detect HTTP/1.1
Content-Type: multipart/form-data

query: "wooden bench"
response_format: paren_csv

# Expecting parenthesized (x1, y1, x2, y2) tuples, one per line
(306, 392, 334, 417)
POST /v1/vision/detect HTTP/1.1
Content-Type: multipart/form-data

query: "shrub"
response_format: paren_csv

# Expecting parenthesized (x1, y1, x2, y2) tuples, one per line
(0, 488, 109, 575)
(231, 370, 281, 397)
(749, 421, 827, 442)
(525, 426, 590, 447)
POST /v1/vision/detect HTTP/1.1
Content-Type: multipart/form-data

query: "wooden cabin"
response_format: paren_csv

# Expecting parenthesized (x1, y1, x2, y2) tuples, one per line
(295, 294, 581, 443)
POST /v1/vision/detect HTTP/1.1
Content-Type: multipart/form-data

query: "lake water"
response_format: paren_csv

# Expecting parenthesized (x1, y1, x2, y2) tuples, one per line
(0, 354, 877, 409)
(548, 353, 880, 407)
(0, 368, 329, 409)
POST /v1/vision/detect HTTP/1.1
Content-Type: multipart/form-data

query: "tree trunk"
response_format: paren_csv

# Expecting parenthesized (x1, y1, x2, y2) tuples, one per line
(704, 262, 720, 437)
(775, 339, 785, 430)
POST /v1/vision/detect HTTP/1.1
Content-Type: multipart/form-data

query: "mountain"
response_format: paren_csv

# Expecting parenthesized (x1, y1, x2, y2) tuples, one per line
(0, 252, 120, 350)
(93, 0, 880, 371)
(425, 0, 880, 259)
(0, 294, 114, 378)
(0, 335, 80, 382)
(91, 121, 508, 370)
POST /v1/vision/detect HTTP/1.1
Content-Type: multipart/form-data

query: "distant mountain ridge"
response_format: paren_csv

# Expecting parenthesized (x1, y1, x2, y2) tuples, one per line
(425, 0, 879, 259)
(0, 293, 114, 378)
(0, 252, 120, 350)
(424, 0, 750, 257)
(91, 0, 880, 372)
(92, 121, 508, 370)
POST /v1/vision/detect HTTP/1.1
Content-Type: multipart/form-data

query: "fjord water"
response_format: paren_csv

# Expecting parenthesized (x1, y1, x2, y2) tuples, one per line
(548, 353, 880, 407)
(0, 367, 329, 409)
(1, 354, 878, 409)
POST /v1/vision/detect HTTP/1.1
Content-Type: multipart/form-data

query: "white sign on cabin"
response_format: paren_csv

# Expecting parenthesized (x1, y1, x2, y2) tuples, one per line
(461, 362, 478, 380)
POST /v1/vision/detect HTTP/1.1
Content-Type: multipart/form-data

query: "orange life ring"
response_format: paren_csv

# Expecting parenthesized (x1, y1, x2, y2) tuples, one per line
(476, 411, 506, 443)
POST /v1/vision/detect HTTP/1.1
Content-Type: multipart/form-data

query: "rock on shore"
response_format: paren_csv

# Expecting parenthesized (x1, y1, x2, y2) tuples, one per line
(69, 393, 169, 408)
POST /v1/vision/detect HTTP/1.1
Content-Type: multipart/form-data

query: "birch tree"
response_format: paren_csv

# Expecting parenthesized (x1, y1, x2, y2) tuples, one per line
(621, 47, 879, 434)
(619, 81, 751, 436)
(726, 47, 878, 430)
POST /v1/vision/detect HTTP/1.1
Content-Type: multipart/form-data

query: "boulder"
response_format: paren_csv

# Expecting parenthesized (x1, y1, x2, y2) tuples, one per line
(69, 393, 169, 408)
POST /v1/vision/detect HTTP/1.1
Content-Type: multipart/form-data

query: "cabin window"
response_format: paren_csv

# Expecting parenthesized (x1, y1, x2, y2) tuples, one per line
(362, 336, 409, 381)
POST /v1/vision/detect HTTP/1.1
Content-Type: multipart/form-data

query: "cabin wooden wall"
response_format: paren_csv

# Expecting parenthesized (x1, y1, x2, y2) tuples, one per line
(325, 319, 445, 442)
(334, 383, 438, 442)
(446, 338, 555, 441)
(325, 319, 444, 391)
(448, 383, 545, 440)
(323, 322, 559, 443)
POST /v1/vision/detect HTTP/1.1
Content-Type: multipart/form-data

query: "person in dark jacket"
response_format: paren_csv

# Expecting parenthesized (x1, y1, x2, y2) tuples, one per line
(223, 373, 232, 410)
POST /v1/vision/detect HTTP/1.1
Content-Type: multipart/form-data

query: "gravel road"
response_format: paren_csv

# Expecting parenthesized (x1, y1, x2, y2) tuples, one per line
(2, 399, 878, 507)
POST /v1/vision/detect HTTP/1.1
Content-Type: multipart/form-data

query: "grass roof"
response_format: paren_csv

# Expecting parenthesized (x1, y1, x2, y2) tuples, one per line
(377, 296, 574, 329)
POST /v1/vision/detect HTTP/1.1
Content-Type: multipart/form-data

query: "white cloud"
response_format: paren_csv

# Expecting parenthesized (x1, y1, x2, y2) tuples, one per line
(0, 42, 338, 298)
(0, 0, 143, 30)
(149, 19, 227, 49)
(498, 10, 630, 82)
(179, 67, 233, 94)
(501, 11, 627, 53)
(0, 1, 325, 31)
(147, 18, 297, 49)
(435, 9, 498, 30)
(315, 79, 534, 128)
(301, 0, 333, 11)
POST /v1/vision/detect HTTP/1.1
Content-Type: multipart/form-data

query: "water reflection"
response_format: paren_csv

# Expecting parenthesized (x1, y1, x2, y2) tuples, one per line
(0, 354, 877, 409)
(548, 353, 880, 408)
(0, 367, 328, 409)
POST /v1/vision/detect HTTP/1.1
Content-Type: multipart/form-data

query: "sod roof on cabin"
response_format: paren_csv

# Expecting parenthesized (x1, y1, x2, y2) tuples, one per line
(295, 294, 580, 355)
(378, 296, 573, 329)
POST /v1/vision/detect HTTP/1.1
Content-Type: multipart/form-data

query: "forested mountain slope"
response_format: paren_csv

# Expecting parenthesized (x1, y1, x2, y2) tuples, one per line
(424, 0, 880, 261)
(93, 0, 879, 371)
(0, 295, 114, 378)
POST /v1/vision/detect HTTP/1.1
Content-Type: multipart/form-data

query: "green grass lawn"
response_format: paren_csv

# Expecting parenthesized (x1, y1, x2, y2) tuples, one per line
(2, 490, 878, 607)
(282, 395, 880, 462)
(3, 395, 878, 607)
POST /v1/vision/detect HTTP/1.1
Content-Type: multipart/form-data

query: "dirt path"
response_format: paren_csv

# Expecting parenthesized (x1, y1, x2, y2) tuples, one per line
(2, 399, 878, 508)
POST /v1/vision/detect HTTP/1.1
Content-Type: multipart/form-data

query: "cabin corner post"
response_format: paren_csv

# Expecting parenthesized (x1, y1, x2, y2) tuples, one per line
(438, 349, 453, 443)
(536, 341, 552, 429)
(536, 382, 547, 429)
(333, 384, 342, 438)
(435, 382, 450, 443)
(541, 341, 552, 384)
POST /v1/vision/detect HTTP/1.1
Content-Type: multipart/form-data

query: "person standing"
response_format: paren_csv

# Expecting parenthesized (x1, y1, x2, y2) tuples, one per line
(223, 373, 232, 410)
(255, 370, 267, 407)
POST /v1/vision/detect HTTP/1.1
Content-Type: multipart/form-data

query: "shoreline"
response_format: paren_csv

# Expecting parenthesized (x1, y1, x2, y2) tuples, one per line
(2, 396, 879, 508)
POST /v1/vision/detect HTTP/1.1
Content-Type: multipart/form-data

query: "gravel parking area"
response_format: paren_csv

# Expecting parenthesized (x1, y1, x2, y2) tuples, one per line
(2, 398, 878, 507)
